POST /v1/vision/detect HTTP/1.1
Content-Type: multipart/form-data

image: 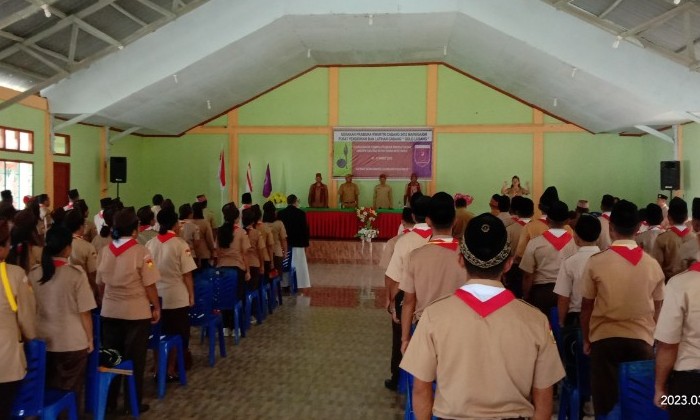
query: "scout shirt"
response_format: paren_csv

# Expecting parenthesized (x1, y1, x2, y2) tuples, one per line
(582, 240, 665, 345)
(257, 222, 274, 265)
(515, 217, 574, 258)
(203, 207, 217, 234)
(553, 245, 600, 313)
(0, 262, 37, 382)
(70, 235, 97, 277)
(507, 217, 529, 256)
(192, 219, 216, 260)
(96, 238, 161, 320)
(401, 279, 565, 419)
(400, 236, 465, 320)
(385, 223, 432, 284)
(635, 225, 663, 252)
(678, 234, 699, 271)
(217, 226, 251, 270)
(338, 182, 359, 207)
(244, 226, 266, 268)
(178, 219, 201, 259)
(655, 263, 700, 371)
(92, 234, 111, 257)
(452, 207, 475, 240)
(83, 219, 98, 242)
(28, 258, 96, 352)
(146, 232, 197, 310)
(93, 210, 106, 234)
(265, 220, 288, 258)
(596, 212, 612, 250)
(379, 230, 408, 270)
(520, 228, 578, 285)
(137, 226, 157, 246)
(498, 211, 515, 228)
(651, 225, 696, 280)
(373, 184, 393, 209)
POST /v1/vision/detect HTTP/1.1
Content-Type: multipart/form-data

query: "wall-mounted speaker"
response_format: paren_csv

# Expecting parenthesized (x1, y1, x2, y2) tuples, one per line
(660, 160, 680, 190)
(110, 157, 127, 183)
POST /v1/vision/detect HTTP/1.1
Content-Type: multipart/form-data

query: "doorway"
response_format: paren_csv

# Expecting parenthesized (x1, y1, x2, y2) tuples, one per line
(53, 162, 70, 209)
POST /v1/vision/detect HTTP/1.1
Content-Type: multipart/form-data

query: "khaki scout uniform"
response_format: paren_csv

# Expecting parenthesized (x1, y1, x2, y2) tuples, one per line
(385, 224, 432, 284)
(0, 262, 36, 383)
(635, 225, 663, 252)
(145, 233, 197, 310)
(373, 184, 393, 209)
(217, 226, 250, 270)
(401, 279, 565, 419)
(651, 226, 696, 281)
(338, 182, 359, 208)
(515, 218, 573, 258)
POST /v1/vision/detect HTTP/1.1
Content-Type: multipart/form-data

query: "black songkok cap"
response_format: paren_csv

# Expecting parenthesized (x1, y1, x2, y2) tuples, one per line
(610, 200, 639, 230)
(547, 200, 569, 223)
(460, 213, 510, 269)
(693, 198, 700, 220)
(100, 197, 112, 208)
(68, 189, 79, 200)
(539, 186, 559, 210)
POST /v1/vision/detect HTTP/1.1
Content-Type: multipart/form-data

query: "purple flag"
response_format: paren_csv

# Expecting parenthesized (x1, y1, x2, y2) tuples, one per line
(262, 164, 272, 198)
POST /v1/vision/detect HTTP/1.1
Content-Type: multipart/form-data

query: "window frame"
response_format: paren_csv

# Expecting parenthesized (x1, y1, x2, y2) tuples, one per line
(0, 158, 34, 210)
(0, 125, 34, 154)
(53, 133, 71, 156)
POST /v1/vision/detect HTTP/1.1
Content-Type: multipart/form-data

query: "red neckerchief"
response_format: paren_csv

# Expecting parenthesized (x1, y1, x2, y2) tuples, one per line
(413, 228, 432, 239)
(402, 228, 412, 234)
(428, 238, 459, 251)
(542, 231, 573, 251)
(157, 231, 178, 243)
(601, 213, 611, 221)
(610, 245, 644, 266)
(689, 262, 700, 272)
(138, 225, 150, 232)
(53, 259, 67, 268)
(670, 226, 690, 238)
(516, 219, 527, 226)
(538, 217, 548, 226)
(455, 288, 515, 318)
(72, 234, 83, 240)
(109, 239, 138, 257)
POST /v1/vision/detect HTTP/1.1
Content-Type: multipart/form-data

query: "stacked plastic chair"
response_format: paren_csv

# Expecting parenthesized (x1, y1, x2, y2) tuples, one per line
(189, 272, 226, 366)
(211, 267, 244, 343)
(617, 360, 668, 420)
(148, 319, 187, 399)
(244, 282, 264, 330)
(12, 339, 79, 420)
(281, 249, 298, 295)
(85, 312, 140, 420)
(558, 329, 590, 420)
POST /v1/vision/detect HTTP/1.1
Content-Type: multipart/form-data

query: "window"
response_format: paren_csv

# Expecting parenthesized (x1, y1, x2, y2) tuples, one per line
(0, 160, 33, 209)
(0, 126, 33, 153)
(54, 134, 70, 156)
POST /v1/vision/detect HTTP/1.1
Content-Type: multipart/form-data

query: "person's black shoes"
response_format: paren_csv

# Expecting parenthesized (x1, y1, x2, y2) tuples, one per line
(384, 379, 398, 391)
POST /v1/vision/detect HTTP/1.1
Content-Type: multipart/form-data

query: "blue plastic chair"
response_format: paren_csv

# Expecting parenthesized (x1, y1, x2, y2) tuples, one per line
(282, 249, 298, 295)
(269, 272, 283, 309)
(402, 371, 437, 420)
(211, 267, 244, 343)
(244, 285, 264, 330)
(148, 321, 187, 399)
(189, 275, 226, 366)
(259, 274, 273, 315)
(11, 339, 79, 420)
(85, 313, 140, 420)
(558, 329, 591, 420)
(618, 360, 668, 420)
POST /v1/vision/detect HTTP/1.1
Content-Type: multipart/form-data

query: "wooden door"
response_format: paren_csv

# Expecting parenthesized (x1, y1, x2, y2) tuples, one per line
(53, 162, 70, 209)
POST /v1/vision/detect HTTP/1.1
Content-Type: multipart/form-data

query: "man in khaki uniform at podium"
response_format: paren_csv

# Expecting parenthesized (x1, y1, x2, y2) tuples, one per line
(338, 173, 359, 208)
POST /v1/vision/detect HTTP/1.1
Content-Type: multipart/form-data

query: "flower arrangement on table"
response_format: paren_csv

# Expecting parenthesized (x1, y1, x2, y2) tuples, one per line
(355, 206, 379, 241)
(268, 192, 286, 206)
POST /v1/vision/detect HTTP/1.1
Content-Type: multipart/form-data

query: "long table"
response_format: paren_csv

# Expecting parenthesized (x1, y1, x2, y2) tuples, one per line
(304, 208, 401, 240)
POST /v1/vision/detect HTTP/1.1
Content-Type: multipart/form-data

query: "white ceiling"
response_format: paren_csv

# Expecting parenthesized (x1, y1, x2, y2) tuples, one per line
(4, 0, 700, 135)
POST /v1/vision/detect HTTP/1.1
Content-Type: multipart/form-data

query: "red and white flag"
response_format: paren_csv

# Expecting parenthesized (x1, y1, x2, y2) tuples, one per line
(245, 162, 253, 193)
(218, 151, 226, 189)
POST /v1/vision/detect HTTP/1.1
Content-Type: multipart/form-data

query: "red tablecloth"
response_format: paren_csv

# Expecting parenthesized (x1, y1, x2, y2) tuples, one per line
(306, 210, 401, 240)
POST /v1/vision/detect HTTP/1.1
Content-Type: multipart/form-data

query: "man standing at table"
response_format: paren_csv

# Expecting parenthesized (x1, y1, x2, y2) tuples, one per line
(338, 173, 359, 208)
(373, 174, 393, 209)
(308, 173, 328, 208)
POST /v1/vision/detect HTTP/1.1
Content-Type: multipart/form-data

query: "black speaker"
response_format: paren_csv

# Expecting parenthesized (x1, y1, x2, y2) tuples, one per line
(660, 161, 680, 190)
(110, 157, 127, 183)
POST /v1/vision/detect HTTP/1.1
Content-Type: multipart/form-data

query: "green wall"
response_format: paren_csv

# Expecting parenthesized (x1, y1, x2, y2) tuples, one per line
(1, 65, 689, 221)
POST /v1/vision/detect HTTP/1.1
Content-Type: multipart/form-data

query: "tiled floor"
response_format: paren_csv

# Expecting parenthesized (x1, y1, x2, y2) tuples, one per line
(135, 264, 403, 420)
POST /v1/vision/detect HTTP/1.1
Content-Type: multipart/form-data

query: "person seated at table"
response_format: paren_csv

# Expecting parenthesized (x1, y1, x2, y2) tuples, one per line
(373, 174, 393, 209)
(338, 174, 359, 208)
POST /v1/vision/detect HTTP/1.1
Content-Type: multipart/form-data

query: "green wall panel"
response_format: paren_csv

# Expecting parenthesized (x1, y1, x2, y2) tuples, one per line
(339, 66, 426, 126)
(543, 133, 668, 210)
(436, 133, 533, 215)
(680, 124, 700, 200)
(53, 124, 102, 213)
(437, 66, 532, 125)
(0, 102, 46, 197)
(238, 134, 328, 208)
(238, 68, 329, 126)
